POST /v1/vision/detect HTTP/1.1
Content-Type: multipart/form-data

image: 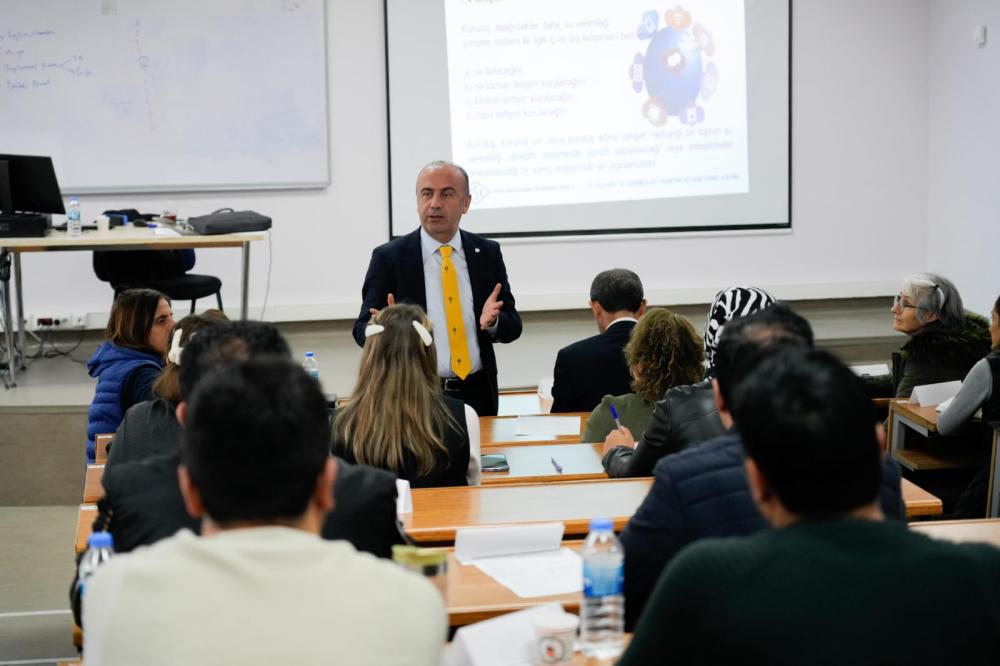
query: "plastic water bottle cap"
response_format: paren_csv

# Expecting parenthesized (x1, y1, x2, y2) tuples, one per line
(88, 531, 113, 548)
(589, 518, 613, 532)
(304, 352, 315, 357)
(70, 196, 79, 204)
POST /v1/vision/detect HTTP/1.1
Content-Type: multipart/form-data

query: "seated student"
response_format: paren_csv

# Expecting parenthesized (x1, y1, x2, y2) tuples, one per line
(582, 308, 702, 443)
(550, 268, 646, 413)
(92, 322, 403, 558)
(935, 292, 1000, 516)
(86, 289, 174, 462)
(938, 292, 1000, 435)
(333, 304, 481, 487)
(105, 310, 227, 466)
(867, 273, 990, 399)
(619, 348, 1000, 666)
(619, 304, 905, 629)
(84, 358, 446, 665)
(601, 285, 775, 478)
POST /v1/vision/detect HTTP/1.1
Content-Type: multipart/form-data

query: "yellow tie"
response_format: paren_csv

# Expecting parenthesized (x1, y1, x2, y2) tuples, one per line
(439, 245, 470, 379)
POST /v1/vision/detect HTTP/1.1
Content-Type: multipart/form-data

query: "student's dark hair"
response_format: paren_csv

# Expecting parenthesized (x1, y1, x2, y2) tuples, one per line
(104, 288, 169, 353)
(178, 321, 291, 400)
(731, 347, 881, 516)
(590, 269, 644, 314)
(714, 302, 814, 406)
(182, 358, 330, 523)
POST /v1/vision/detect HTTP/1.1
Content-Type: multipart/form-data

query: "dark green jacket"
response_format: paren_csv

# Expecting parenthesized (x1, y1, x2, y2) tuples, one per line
(870, 312, 990, 398)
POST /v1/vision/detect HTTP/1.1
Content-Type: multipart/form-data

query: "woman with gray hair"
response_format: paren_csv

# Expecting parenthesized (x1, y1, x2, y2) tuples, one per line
(870, 273, 990, 399)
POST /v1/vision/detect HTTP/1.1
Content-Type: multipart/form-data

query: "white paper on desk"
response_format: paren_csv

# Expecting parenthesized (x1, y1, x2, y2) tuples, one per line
(449, 602, 564, 666)
(473, 548, 583, 598)
(153, 227, 181, 237)
(513, 415, 580, 437)
(395, 478, 412, 515)
(935, 397, 982, 418)
(909, 380, 962, 407)
(851, 363, 889, 377)
(456, 523, 564, 565)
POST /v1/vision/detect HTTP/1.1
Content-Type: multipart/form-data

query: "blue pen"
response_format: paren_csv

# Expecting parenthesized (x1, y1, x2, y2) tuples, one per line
(609, 403, 624, 432)
(550, 457, 563, 473)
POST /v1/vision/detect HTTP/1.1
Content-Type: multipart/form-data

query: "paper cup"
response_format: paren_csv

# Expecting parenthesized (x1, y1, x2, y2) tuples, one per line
(534, 612, 579, 664)
(96, 217, 111, 233)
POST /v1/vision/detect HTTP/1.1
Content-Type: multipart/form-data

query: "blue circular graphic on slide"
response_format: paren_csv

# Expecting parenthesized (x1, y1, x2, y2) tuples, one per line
(643, 28, 702, 114)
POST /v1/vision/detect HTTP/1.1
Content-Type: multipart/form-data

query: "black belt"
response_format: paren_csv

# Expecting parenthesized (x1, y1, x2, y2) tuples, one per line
(441, 372, 484, 391)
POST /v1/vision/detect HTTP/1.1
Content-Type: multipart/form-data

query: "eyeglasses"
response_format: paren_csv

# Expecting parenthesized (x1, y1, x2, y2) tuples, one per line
(893, 294, 919, 310)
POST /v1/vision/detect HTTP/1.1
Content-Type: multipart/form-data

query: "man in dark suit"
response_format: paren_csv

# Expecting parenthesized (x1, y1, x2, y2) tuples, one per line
(353, 161, 521, 417)
(550, 269, 646, 413)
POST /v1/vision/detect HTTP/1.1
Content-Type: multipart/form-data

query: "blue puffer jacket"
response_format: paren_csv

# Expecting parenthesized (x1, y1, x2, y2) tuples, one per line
(619, 433, 905, 630)
(86, 342, 163, 462)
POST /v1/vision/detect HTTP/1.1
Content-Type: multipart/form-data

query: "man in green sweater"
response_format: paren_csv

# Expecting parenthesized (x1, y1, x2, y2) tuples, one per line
(619, 347, 1000, 666)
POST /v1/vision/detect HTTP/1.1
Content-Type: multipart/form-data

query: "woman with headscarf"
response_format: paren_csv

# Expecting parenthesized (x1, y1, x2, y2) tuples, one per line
(601, 285, 776, 478)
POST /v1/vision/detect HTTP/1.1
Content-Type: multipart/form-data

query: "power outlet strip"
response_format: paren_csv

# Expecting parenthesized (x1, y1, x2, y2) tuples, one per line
(31, 314, 87, 331)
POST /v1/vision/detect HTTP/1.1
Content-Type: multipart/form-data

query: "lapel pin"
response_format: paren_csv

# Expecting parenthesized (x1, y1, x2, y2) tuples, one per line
(474, 247, 481, 253)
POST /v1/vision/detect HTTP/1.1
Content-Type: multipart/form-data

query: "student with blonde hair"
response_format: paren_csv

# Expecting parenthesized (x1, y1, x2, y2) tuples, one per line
(334, 303, 481, 487)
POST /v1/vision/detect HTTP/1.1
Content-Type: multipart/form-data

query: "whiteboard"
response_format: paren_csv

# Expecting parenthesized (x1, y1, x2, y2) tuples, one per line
(0, 0, 329, 193)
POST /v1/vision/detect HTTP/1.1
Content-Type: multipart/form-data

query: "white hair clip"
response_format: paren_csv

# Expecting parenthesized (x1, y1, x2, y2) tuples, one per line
(411, 320, 433, 347)
(365, 324, 385, 338)
(166, 328, 184, 365)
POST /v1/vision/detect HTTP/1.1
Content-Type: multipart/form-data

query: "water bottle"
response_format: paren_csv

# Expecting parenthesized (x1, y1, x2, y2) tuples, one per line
(67, 196, 82, 238)
(302, 351, 319, 380)
(77, 531, 114, 601)
(580, 518, 624, 659)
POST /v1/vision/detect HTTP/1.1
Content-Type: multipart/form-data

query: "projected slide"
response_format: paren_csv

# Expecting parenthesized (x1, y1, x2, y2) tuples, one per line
(386, 0, 788, 237)
(444, 0, 748, 210)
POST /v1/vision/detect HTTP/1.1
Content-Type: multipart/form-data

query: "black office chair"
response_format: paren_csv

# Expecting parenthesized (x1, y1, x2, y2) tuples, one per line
(93, 250, 223, 314)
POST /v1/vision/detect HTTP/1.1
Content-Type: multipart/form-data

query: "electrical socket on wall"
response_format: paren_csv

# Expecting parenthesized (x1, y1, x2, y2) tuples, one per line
(31, 314, 87, 331)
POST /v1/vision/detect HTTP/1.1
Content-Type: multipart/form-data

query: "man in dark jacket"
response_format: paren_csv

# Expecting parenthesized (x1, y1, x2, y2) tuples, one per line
(619, 304, 906, 629)
(551, 269, 646, 414)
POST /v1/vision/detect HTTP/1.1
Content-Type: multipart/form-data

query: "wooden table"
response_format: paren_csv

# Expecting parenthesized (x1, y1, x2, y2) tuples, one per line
(76, 504, 98, 555)
(900, 478, 942, 517)
(94, 433, 113, 465)
(446, 547, 581, 626)
(401, 478, 652, 545)
(84, 465, 105, 503)
(497, 390, 549, 416)
(480, 413, 589, 449)
(888, 399, 999, 516)
(910, 518, 1000, 547)
(0, 224, 265, 385)
(481, 444, 606, 485)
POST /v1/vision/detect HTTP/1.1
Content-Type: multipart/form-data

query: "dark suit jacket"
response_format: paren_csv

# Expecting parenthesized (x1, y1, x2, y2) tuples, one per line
(352, 228, 522, 404)
(551, 320, 635, 414)
(96, 453, 404, 558)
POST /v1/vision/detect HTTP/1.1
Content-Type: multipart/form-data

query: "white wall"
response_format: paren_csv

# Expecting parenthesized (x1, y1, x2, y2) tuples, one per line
(15, 0, 931, 327)
(926, 0, 999, 317)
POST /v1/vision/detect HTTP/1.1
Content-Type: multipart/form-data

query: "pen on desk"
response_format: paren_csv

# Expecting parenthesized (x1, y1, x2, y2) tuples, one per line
(550, 457, 563, 474)
(609, 403, 624, 432)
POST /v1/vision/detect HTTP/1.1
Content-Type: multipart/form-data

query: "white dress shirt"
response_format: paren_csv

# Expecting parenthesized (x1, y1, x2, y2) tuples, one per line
(420, 228, 484, 378)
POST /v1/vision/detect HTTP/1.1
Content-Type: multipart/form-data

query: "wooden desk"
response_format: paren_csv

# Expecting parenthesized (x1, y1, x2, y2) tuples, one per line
(0, 224, 265, 385)
(84, 465, 105, 503)
(94, 433, 113, 465)
(497, 390, 549, 416)
(888, 399, 999, 517)
(901, 478, 942, 517)
(910, 518, 1000, 547)
(446, 547, 581, 626)
(402, 478, 652, 545)
(76, 504, 98, 555)
(480, 413, 589, 449)
(482, 444, 606, 485)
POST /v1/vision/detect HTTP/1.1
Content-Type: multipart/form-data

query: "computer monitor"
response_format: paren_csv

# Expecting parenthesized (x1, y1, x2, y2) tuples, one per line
(0, 154, 65, 216)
